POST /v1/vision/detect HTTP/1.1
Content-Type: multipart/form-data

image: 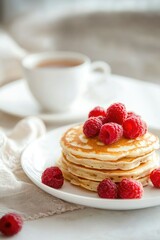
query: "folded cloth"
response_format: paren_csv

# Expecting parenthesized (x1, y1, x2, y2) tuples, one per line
(0, 117, 83, 220)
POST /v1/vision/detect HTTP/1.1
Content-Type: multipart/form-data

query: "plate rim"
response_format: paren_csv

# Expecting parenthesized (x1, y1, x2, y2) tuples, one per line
(21, 124, 160, 210)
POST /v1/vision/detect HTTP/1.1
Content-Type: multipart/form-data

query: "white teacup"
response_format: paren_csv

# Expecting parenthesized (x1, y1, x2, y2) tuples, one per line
(22, 51, 111, 112)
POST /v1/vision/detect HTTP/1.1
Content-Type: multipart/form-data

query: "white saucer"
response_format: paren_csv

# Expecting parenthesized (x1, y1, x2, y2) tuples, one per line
(21, 124, 160, 210)
(0, 76, 118, 123)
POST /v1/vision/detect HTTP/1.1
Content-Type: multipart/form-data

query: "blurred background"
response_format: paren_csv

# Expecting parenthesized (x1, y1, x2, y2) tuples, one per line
(0, 0, 160, 86)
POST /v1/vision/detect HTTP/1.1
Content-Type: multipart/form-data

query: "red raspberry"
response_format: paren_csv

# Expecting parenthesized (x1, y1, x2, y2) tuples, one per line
(123, 116, 147, 139)
(83, 117, 102, 138)
(99, 123, 123, 145)
(141, 120, 147, 135)
(150, 168, 160, 188)
(41, 166, 64, 189)
(98, 116, 108, 124)
(106, 103, 127, 125)
(127, 111, 140, 118)
(0, 213, 23, 236)
(88, 106, 106, 118)
(118, 178, 143, 199)
(97, 178, 118, 199)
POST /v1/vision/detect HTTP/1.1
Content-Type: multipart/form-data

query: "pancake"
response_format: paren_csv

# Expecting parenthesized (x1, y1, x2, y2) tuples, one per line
(61, 125, 159, 161)
(59, 152, 159, 182)
(62, 150, 154, 170)
(59, 160, 153, 192)
(59, 124, 160, 192)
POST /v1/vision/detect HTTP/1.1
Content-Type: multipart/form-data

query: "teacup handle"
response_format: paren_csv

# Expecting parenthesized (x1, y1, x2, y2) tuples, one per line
(90, 61, 111, 81)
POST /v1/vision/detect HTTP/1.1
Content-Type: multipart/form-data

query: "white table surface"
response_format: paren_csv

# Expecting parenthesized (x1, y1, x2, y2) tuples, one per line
(9, 207, 160, 240)
(1, 75, 160, 240)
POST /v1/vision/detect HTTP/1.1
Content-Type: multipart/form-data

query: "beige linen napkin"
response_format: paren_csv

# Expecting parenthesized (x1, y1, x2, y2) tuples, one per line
(0, 117, 82, 220)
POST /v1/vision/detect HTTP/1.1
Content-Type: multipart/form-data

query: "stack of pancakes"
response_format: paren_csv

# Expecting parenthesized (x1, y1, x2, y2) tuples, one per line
(59, 125, 160, 192)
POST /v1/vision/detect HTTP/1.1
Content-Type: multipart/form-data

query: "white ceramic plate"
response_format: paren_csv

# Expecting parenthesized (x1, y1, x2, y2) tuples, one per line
(21, 124, 160, 210)
(0, 75, 119, 123)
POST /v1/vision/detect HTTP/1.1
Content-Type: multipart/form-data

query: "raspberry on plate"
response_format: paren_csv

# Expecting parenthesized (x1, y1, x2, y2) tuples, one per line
(0, 213, 23, 237)
(123, 116, 147, 139)
(88, 106, 106, 118)
(83, 117, 102, 138)
(150, 168, 160, 188)
(99, 122, 123, 145)
(118, 178, 144, 199)
(106, 103, 127, 125)
(97, 178, 118, 199)
(41, 166, 64, 189)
